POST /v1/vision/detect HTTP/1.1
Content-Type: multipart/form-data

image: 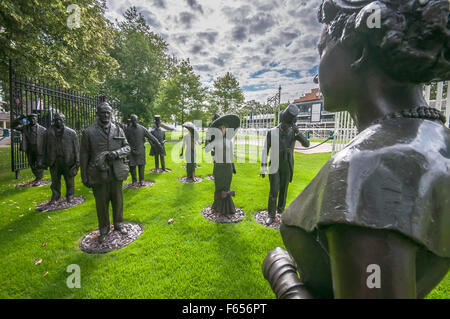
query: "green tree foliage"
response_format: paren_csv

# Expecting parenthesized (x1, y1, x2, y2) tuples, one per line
(0, 0, 118, 94)
(154, 58, 206, 126)
(103, 7, 169, 126)
(209, 72, 244, 116)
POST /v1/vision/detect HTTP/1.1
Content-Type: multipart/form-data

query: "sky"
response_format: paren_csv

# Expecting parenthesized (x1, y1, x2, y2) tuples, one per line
(104, 0, 323, 104)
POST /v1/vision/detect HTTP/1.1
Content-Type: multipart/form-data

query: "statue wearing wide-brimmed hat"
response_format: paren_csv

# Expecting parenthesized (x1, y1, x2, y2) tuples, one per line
(180, 122, 201, 181)
(205, 114, 240, 215)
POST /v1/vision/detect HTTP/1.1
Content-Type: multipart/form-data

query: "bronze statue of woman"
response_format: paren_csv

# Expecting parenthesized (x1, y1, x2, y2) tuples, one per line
(180, 122, 201, 181)
(205, 114, 240, 215)
(263, 0, 450, 299)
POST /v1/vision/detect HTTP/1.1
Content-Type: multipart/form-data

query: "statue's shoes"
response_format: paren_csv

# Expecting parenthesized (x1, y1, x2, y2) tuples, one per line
(98, 234, 107, 244)
(48, 200, 57, 206)
(66, 196, 74, 203)
(265, 217, 274, 225)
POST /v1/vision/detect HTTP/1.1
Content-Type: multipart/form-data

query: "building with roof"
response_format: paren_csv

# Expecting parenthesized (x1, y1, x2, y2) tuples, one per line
(292, 88, 335, 139)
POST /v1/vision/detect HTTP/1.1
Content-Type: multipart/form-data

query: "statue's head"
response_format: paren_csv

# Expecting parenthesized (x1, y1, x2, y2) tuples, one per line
(28, 113, 38, 125)
(280, 104, 299, 127)
(130, 114, 138, 126)
(155, 115, 161, 128)
(54, 113, 65, 129)
(317, 0, 450, 111)
(96, 102, 112, 125)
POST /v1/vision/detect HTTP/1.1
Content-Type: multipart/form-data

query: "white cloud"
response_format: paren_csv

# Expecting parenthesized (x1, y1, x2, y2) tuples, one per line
(105, 0, 323, 103)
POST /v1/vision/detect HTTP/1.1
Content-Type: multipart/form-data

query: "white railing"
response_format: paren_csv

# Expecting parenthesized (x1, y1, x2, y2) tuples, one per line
(331, 81, 449, 156)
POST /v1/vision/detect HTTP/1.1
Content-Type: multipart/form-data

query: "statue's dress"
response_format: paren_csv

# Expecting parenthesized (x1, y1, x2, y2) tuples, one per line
(282, 118, 450, 258)
(208, 136, 236, 215)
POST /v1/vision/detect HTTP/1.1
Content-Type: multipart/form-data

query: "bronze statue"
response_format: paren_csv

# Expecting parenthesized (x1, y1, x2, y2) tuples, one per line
(261, 105, 310, 225)
(263, 0, 450, 299)
(205, 114, 240, 215)
(43, 113, 79, 204)
(12, 113, 46, 185)
(150, 115, 167, 172)
(80, 102, 131, 243)
(125, 114, 161, 186)
(180, 122, 200, 181)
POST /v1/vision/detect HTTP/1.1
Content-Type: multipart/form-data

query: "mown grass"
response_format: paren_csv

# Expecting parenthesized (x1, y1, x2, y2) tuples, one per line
(0, 143, 448, 299)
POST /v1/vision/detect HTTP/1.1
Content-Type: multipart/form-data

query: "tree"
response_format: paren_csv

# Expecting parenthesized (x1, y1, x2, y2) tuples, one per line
(0, 0, 118, 94)
(154, 58, 206, 126)
(209, 72, 244, 115)
(103, 6, 170, 125)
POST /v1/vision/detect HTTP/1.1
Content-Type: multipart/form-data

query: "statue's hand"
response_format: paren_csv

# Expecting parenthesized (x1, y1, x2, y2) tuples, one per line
(260, 173, 265, 178)
(106, 151, 117, 160)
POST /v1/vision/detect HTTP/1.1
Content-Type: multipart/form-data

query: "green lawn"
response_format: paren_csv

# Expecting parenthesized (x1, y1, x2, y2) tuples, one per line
(0, 144, 448, 299)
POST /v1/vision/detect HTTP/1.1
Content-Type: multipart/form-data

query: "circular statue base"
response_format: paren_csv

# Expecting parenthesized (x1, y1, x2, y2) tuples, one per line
(205, 175, 214, 181)
(80, 222, 143, 254)
(149, 168, 172, 174)
(181, 165, 201, 169)
(124, 181, 155, 189)
(254, 210, 282, 230)
(178, 177, 203, 184)
(16, 180, 51, 188)
(201, 206, 245, 224)
(36, 196, 85, 212)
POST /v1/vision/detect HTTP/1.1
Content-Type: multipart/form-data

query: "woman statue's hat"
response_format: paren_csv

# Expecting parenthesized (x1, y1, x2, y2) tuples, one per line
(209, 114, 240, 138)
(182, 122, 196, 132)
(154, 115, 161, 123)
(210, 114, 240, 130)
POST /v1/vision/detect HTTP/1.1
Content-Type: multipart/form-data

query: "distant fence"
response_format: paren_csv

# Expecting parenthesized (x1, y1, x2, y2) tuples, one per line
(331, 81, 449, 156)
(9, 63, 118, 176)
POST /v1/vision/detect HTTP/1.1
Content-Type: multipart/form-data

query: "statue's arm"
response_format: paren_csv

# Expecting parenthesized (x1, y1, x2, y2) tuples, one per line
(145, 128, 161, 148)
(262, 247, 313, 299)
(294, 126, 310, 147)
(73, 131, 80, 167)
(260, 130, 271, 174)
(80, 130, 90, 185)
(115, 127, 130, 157)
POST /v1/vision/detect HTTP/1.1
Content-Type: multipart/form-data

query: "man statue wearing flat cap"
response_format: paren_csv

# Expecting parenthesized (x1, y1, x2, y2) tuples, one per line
(149, 115, 167, 172)
(261, 104, 310, 225)
(80, 102, 131, 243)
(13, 113, 47, 185)
(44, 113, 79, 205)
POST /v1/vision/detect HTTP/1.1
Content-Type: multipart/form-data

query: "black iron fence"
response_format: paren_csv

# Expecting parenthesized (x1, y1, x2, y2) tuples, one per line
(9, 63, 116, 177)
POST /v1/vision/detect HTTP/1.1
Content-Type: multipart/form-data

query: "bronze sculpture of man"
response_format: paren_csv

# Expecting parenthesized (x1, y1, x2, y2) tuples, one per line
(260, 105, 310, 225)
(150, 115, 167, 172)
(13, 113, 46, 185)
(80, 102, 131, 243)
(44, 113, 79, 204)
(125, 114, 161, 186)
(263, 0, 450, 299)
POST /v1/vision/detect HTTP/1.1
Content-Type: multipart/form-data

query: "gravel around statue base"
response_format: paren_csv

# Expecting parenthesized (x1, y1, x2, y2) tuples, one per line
(36, 196, 85, 212)
(80, 222, 143, 254)
(254, 210, 282, 230)
(201, 206, 245, 223)
(149, 168, 172, 173)
(16, 180, 51, 188)
(205, 175, 214, 180)
(182, 165, 201, 169)
(178, 177, 203, 184)
(123, 181, 155, 189)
